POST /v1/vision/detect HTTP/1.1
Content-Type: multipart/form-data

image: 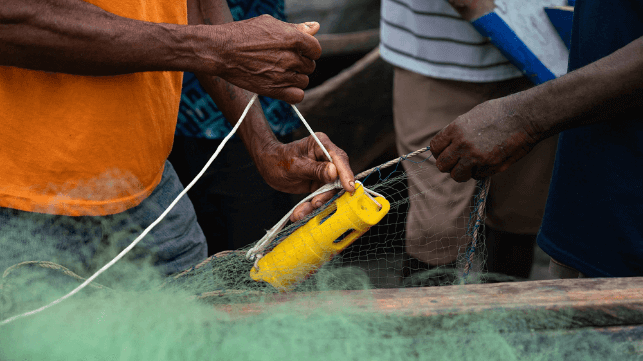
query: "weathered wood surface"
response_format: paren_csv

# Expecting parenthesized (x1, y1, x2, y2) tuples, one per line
(316, 29, 380, 57)
(214, 278, 643, 329)
(285, 0, 381, 35)
(295, 47, 396, 173)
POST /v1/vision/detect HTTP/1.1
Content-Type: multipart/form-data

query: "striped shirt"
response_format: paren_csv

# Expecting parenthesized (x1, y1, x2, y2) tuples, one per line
(380, 0, 523, 82)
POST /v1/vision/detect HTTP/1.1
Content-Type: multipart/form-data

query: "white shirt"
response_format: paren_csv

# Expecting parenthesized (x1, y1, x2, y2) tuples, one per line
(380, 0, 569, 82)
(381, 0, 522, 82)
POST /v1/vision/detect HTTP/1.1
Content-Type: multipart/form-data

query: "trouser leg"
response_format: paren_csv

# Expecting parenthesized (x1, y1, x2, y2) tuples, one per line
(393, 66, 556, 281)
(394, 67, 490, 266)
(0, 161, 208, 278)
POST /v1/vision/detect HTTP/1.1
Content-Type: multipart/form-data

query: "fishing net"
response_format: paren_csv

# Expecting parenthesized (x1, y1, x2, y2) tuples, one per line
(1, 145, 642, 360)
(162, 146, 491, 299)
(1, 96, 641, 359)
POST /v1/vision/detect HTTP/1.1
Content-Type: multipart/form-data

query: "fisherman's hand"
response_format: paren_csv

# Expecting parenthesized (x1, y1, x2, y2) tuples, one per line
(254, 133, 355, 221)
(430, 96, 541, 182)
(209, 15, 321, 104)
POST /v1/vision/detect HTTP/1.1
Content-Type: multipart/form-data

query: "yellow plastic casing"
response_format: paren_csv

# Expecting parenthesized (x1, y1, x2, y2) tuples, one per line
(249, 184, 390, 292)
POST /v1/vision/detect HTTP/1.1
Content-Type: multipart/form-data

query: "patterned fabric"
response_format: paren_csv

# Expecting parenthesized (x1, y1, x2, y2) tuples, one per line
(176, 0, 300, 139)
(380, 0, 521, 82)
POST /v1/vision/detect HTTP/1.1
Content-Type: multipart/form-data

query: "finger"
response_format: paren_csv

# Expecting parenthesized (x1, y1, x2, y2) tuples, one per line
(292, 56, 316, 75)
(272, 87, 305, 104)
(429, 125, 454, 158)
(312, 133, 355, 192)
(328, 151, 354, 193)
(434, 145, 460, 174)
(450, 159, 474, 183)
(472, 165, 490, 181)
(289, 145, 334, 185)
(311, 190, 337, 209)
(294, 23, 322, 60)
(291, 202, 315, 222)
(287, 72, 309, 89)
(278, 51, 314, 77)
(296, 21, 321, 36)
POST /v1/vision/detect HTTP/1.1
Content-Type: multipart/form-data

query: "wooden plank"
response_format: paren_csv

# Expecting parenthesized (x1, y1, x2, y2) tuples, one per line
(317, 29, 380, 58)
(214, 278, 643, 329)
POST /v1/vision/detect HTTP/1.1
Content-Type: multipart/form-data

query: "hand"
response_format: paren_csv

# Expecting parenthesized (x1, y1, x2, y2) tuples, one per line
(209, 15, 322, 104)
(430, 97, 540, 182)
(253, 133, 355, 221)
(448, 0, 496, 21)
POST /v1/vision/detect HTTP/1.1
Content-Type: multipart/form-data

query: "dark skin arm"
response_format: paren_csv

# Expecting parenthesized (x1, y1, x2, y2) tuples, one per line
(187, 0, 355, 216)
(430, 35, 643, 182)
(448, 0, 495, 21)
(0, 0, 321, 103)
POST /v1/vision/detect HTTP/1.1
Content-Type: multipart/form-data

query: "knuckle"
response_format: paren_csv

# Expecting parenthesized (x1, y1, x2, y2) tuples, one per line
(300, 76, 309, 89)
(271, 87, 286, 100)
(292, 91, 304, 104)
(336, 148, 348, 160)
(314, 132, 329, 142)
(314, 164, 327, 181)
(291, 31, 306, 47)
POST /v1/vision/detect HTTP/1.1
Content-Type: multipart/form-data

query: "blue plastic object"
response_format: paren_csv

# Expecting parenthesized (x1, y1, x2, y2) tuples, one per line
(545, 6, 574, 49)
(471, 12, 556, 85)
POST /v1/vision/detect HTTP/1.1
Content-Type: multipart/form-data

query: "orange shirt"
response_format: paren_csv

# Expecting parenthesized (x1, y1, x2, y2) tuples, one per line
(0, 0, 187, 216)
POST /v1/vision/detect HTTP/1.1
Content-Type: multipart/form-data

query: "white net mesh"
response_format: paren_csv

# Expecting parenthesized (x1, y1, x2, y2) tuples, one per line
(168, 147, 492, 296)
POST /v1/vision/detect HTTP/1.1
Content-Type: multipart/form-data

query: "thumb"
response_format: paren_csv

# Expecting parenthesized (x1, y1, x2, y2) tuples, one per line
(298, 159, 336, 185)
(296, 21, 320, 36)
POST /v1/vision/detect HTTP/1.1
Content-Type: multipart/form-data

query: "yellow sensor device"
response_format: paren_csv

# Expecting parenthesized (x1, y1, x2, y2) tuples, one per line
(250, 183, 390, 292)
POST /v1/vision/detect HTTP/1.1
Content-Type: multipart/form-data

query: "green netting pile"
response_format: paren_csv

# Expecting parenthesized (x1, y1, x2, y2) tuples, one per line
(1, 150, 641, 360)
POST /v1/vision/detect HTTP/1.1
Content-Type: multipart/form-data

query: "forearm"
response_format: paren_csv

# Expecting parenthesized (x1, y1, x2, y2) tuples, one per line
(0, 0, 220, 75)
(199, 75, 279, 154)
(511, 36, 643, 140)
(189, 0, 278, 159)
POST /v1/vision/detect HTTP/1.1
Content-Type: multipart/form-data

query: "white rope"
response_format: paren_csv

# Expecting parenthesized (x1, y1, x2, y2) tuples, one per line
(246, 180, 342, 262)
(247, 103, 341, 262)
(0, 94, 259, 327)
(246, 180, 385, 262)
(247, 145, 435, 264)
(291, 105, 333, 163)
(363, 187, 385, 200)
(247, 101, 390, 261)
(1, 92, 381, 325)
(362, 188, 382, 210)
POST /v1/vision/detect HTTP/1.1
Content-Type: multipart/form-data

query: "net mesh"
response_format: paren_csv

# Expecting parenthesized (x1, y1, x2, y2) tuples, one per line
(161, 148, 490, 297)
(1, 149, 642, 360)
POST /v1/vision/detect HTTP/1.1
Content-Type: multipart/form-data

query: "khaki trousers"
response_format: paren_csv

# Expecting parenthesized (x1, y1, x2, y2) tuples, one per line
(393, 67, 559, 265)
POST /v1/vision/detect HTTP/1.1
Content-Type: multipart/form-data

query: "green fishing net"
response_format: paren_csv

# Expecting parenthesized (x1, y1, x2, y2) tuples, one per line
(1, 149, 641, 360)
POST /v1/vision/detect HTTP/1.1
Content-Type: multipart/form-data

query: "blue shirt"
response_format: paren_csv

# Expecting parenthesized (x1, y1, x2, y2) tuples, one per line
(537, 0, 643, 277)
(176, 0, 300, 139)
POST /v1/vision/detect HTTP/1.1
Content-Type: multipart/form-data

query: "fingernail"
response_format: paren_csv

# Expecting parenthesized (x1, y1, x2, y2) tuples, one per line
(305, 22, 316, 27)
(315, 201, 322, 208)
(327, 167, 334, 180)
(349, 181, 355, 189)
